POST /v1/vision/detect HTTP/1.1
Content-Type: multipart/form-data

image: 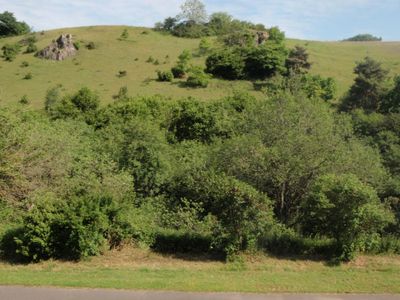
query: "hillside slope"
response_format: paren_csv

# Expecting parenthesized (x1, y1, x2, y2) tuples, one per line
(0, 26, 400, 108)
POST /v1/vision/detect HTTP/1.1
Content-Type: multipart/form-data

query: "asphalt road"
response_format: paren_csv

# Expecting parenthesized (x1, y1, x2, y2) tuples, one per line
(0, 286, 399, 300)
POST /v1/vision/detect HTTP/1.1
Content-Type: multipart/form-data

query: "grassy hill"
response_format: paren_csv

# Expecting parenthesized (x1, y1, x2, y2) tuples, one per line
(0, 25, 400, 108)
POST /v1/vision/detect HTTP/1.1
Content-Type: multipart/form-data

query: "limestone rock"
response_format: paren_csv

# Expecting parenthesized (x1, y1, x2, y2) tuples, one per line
(36, 34, 77, 61)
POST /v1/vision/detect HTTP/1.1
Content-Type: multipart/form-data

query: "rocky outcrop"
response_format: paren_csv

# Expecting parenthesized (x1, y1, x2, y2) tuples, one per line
(36, 34, 77, 61)
(255, 31, 269, 45)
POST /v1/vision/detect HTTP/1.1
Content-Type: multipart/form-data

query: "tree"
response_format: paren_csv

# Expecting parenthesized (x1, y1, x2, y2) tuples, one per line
(343, 34, 382, 42)
(208, 12, 233, 35)
(244, 43, 288, 79)
(267, 26, 285, 43)
(302, 174, 393, 261)
(1, 43, 21, 61)
(381, 76, 400, 113)
(178, 0, 208, 24)
(120, 29, 129, 40)
(0, 11, 30, 37)
(286, 45, 311, 75)
(341, 57, 389, 112)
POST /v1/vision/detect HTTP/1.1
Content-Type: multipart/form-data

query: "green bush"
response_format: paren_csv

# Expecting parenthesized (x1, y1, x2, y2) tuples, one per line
(25, 42, 37, 54)
(1, 194, 137, 262)
(73, 41, 81, 50)
(166, 170, 274, 255)
(205, 48, 245, 80)
(23, 72, 32, 80)
(2, 43, 21, 61)
(171, 65, 186, 78)
(186, 67, 210, 88)
(152, 229, 213, 254)
(19, 95, 29, 104)
(157, 70, 173, 82)
(86, 41, 96, 50)
(301, 174, 394, 261)
(20, 61, 29, 67)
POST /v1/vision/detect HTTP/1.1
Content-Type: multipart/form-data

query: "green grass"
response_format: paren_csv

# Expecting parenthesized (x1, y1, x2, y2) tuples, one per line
(0, 26, 399, 108)
(0, 248, 399, 293)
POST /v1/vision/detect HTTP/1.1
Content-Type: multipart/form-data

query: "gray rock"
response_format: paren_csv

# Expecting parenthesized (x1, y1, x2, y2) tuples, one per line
(36, 34, 77, 61)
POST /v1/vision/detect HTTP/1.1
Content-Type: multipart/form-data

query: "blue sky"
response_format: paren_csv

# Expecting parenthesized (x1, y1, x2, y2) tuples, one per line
(1, 0, 399, 41)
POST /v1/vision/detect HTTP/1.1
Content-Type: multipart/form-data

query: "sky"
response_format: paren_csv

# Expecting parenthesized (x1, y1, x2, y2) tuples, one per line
(1, 0, 399, 41)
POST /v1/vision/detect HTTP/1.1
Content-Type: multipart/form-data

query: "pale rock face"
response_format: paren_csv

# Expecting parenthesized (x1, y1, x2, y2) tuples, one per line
(36, 34, 77, 61)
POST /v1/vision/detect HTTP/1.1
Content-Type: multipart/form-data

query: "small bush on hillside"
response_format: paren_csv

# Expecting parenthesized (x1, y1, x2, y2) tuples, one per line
(23, 72, 32, 80)
(25, 42, 37, 54)
(171, 65, 186, 78)
(120, 29, 129, 40)
(113, 86, 129, 100)
(19, 95, 29, 104)
(185, 66, 210, 88)
(157, 70, 174, 82)
(153, 59, 160, 65)
(86, 41, 96, 50)
(2, 43, 21, 61)
(118, 70, 127, 77)
(146, 56, 155, 63)
(20, 61, 29, 67)
(73, 41, 81, 50)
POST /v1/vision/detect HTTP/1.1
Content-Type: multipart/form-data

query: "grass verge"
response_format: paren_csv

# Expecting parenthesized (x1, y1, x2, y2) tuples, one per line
(0, 247, 399, 293)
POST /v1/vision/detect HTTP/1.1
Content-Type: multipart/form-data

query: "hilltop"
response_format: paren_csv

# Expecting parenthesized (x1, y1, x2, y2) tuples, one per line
(0, 25, 400, 108)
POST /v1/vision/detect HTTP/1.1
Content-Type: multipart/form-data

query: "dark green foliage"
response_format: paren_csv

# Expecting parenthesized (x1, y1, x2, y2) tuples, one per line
(344, 34, 382, 42)
(2, 43, 21, 61)
(286, 45, 311, 75)
(25, 42, 37, 54)
(168, 99, 233, 143)
(185, 66, 209, 88)
(86, 41, 96, 50)
(152, 230, 213, 254)
(171, 65, 186, 78)
(258, 226, 335, 258)
(341, 57, 389, 112)
(244, 43, 288, 79)
(172, 21, 209, 38)
(0, 11, 30, 37)
(118, 70, 127, 77)
(19, 95, 29, 104)
(70, 87, 100, 113)
(73, 41, 81, 50)
(171, 50, 192, 78)
(302, 174, 393, 261)
(157, 70, 174, 82)
(20, 61, 29, 67)
(381, 76, 400, 113)
(2, 195, 137, 262)
(267, 27, 285, 43)
(166, 170, 274, 254)
(120, 29, 129, 40)
(23, 72, 32, 80)
(205, 48, 245, 80)
(302, 74, 337, 101)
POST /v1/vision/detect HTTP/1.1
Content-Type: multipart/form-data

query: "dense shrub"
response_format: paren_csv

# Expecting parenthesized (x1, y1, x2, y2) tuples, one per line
(0, 11, 30, 37)
(25, 42, 37, 54)
(205, 48, 245, 80)
(166, 170, 274, 255)
(186, 66, 210, 88)
(1, 195, 137, 262)
(1, 43, 21, 61)
(86, 41, 96, 50)
(157, 70, 174, 82)
(301, 174, 394, 261)
(152, 229, 213, 254)
(171, 65, 186, 78)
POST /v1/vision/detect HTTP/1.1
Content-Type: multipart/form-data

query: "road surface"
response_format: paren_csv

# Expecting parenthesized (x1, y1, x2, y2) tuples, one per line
(0, 286, 399, 300)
